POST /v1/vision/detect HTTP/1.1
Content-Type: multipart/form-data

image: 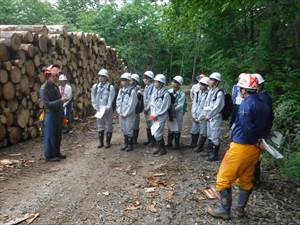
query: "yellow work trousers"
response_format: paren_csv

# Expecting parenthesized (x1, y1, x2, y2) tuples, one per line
(216, 142, 261, 191)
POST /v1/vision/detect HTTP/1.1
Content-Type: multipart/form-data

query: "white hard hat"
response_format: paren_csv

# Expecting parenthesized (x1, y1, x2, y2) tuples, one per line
(238, 73, 246, 80)
(237, 73, 259, 90)
(143, 71, 154, 79)
(173, 75, 183, 85)
(254, 73, 265, 84)
(199, 77, 210, 86)
(154, 74, 166, 84)
(131, 73, 140, 83)
(59, 74, 67, 81)
(120, 72, 132, 81)
(209, 72, 221, 81)
(98, 69, 109, 77)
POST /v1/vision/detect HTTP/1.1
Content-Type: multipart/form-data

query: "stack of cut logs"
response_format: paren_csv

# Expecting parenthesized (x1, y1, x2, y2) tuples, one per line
(0, 25, 125, 147)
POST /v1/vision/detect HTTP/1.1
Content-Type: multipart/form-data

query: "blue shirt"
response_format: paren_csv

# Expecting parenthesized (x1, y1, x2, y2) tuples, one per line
(232, 94, 272, 144)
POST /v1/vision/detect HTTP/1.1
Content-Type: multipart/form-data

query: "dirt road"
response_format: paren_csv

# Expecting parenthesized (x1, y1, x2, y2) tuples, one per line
(0, 115, 300, 225)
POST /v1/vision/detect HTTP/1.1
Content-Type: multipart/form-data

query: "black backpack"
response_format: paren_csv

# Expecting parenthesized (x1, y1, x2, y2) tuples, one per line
(168, 92, 176, 121)
(127, 87, 144, 114)
(135, 92, 144, 114)
(213, 90, 233, 120)
(155, 90, 176, 121)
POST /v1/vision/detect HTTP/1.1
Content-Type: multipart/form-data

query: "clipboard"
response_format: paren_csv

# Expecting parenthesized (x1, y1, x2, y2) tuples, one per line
(151, 121, 160, 135)
(94, 106, 106, 119)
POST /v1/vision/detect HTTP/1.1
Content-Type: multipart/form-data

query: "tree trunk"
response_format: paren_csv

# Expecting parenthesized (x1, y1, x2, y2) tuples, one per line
(0, 25, 48, 35)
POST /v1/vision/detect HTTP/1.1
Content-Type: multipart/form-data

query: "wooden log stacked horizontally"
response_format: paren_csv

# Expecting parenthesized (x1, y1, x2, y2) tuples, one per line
(0, 25, 125, 147)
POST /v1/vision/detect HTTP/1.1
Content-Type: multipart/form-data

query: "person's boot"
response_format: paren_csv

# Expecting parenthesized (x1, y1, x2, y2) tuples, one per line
(57, 152, 67, 159)
(148, 135, 156, 147)
(200, 139, 211, 157)
(120, 135, 128, 151)
(152, 139, 161, 155)
(46, 157, 60, 162)
(189, 133, 199, 149)
(253, 161, 261, 188)
(166, 132, 174, 148)
(156, 138, 167, 156)
(236, 188, 252, 218)
(97, 131, 104, 148)
(207, 143, 219, 161)
(105, 132, 112, 148)
(193, 136, 207, 152)
(207, 189, 232, 220)
(126, 136, 134, 152)
(174, 132, 181, 150)
(133, 129, 139, 145)
(144, 128, 152, 146)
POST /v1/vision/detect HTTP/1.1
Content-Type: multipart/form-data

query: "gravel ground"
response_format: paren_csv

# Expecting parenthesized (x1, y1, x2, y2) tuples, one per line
(0, 113, 300, 225)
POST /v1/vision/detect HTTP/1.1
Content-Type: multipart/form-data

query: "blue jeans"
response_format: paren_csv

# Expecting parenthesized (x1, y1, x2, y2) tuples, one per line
(44, 112, 63, 159)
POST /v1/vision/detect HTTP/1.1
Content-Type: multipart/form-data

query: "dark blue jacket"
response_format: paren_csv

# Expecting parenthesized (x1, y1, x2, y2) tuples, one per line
(259, 91, 274, 137)
(232, 93, 272, 144)
(40, 81, 63, 114)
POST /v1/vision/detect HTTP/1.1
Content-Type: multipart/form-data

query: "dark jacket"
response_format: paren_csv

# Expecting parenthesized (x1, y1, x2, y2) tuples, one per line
(40, 81, 63, 114)
(231, 93, 272, 144)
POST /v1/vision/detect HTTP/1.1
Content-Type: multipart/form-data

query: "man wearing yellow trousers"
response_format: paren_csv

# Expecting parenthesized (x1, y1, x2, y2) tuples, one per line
(208, 73, 272, 219)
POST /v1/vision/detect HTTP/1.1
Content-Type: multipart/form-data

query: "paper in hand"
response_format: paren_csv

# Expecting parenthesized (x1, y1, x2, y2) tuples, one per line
(262, 139, 284, 159)
(151, 121, 160, 135)
(94, 106, 106, 119)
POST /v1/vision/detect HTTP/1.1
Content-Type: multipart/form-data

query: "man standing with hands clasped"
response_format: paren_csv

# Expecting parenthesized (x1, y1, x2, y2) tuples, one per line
(40, 65, 68, 162)
(91, 69, 116, 149)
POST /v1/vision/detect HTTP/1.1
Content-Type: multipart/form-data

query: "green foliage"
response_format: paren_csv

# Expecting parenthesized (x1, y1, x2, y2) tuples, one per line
(281, 152, 300, 183)
(0, 0, 66, 25)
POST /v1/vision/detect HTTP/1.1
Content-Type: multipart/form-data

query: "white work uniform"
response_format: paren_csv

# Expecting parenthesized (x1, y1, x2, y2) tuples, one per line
(143, 83, 155, 128)
(168, 88, 185, 133)
(191, 89, 208, 135)
(91, 82, 115, 133)
(190, 83, 200, 101)
(204, 87, 225, 145)
(149, 87, 171, 141)
(116, 87, 138, 137)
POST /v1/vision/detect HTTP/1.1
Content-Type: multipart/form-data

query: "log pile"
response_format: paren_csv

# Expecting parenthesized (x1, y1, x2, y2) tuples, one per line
(0, 25, 125, 147)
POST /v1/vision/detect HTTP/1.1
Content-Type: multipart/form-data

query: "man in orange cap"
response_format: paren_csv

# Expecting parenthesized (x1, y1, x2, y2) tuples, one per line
(40, 65, 68, 162)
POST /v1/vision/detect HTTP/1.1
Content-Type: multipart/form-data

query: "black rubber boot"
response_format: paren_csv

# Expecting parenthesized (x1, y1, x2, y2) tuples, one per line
(105, 132, 112, 148)
(208, 143, 219, 161)
(253, 161, 261, 188)
(174, 132, 181, 150)
(97, 131, 104, 148)
(208, 189, 232, 220)
(200, 139, 212, 157)
(193, 136, 207, 152)
(120, 135, 128, 151)
(189, 133, 199, 148)
(166, 132, 174, 148)
(157, 138, 167, 156)
(152, 139, 161, 155)
(148, 135, 156, 147)
(126, 136, 134, 152)
(144, 128, 152, 145)
(133, 129, 139, 145)
(236, 188, 252, 218)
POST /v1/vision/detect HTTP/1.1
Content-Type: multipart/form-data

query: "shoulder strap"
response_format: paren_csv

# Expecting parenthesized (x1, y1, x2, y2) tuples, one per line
(196, 91, 199, 103)
(149, 84, 154, 96)
(213, 89, 223, 101)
